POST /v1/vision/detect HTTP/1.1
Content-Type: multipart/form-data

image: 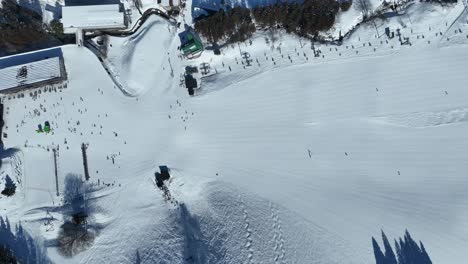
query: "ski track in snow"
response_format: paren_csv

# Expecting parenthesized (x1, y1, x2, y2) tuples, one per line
(239, 194, 255, 264)
(373, 107, 468, 128)
(270, 202, 286, 264)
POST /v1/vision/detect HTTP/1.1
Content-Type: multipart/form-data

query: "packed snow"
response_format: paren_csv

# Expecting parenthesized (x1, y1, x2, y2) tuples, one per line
(1, 0, 468, 263)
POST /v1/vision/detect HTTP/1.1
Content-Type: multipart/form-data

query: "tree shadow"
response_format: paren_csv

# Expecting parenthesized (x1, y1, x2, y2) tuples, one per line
(179, 203, 226, 264)
(135, 249, 141, 264)
(372, 229, 433, 264)
(0, 216, 51, 263)
(61, 173, 102, 219)
(57, 173, 102, 257)
(179, 203, 210, 263)
(62, 173, 91, 217)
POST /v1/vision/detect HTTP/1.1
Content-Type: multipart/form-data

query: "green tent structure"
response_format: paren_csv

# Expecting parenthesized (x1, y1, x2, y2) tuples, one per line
(44, 121, 51, 133)
(36, 121, 52, 134)
(179, 26, 203, 58)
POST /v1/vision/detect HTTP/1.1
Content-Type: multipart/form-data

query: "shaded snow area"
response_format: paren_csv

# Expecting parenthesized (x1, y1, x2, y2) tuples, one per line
(1, 1, 468, 263)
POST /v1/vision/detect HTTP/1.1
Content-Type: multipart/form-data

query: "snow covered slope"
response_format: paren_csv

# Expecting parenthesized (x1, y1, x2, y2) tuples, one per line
(187, 45, 468, 263)
(1, 1, 468, 263)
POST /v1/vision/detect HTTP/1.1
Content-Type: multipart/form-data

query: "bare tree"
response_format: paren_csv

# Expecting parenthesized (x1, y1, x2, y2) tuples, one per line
(57, 222, 95, 257)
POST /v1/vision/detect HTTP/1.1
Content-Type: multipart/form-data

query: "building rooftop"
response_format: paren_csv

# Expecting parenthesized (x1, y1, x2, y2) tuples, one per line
(0, 56, 63, 92)
(62, 4, 125, 34)
(179, 28, 203, 56)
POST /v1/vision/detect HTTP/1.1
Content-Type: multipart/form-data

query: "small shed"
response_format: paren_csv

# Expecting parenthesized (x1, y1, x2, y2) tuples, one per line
(185, 74, 197, 96)
(62, 4, 125, 34)
(156, 166, 171, 188)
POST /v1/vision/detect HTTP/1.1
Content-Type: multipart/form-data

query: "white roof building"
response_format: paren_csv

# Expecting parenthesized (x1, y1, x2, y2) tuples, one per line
(62, 4, 125, 34)
(0, 57, 66, 93)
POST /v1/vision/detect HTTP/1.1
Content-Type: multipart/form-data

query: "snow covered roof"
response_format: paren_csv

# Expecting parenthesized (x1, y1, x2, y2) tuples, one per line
(0, 57, 63, 92)
(62, 4, 125, 34)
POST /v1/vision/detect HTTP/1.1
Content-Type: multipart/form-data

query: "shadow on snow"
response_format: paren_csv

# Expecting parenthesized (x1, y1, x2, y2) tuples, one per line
(0, 216, 51, 263)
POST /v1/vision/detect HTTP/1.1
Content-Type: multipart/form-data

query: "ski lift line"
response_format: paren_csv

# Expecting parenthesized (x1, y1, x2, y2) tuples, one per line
(81, 143, 90, 181)
(53, 148, 59, 196)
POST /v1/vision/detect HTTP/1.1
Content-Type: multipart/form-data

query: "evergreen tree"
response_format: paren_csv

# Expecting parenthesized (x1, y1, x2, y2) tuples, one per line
(195, 0, 341, 44)
(340, 0, 353, 11)
(49, 20, 64, 39)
